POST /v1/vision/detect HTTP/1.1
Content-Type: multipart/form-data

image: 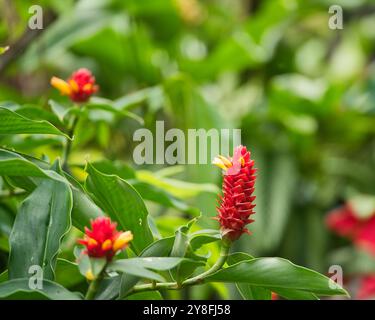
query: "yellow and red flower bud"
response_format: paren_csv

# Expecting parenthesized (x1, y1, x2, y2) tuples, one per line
(78, 217, 132, 260)
(51, 68, 98, 103)
(214, 145, 257, 241)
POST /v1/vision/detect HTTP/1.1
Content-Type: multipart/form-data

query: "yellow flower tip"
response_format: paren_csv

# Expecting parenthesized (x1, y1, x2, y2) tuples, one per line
(240, 156, 245, 167)
(85, 269, 95, 281)
(51, 77, 71, 96)
(87, 238, 98, 247)
(83, 83, 93, 92)
(68, 79, 79, 93)
(101, 239, 112, 251)
(213, 155, 233, 171)
(113, 231, 133, 252)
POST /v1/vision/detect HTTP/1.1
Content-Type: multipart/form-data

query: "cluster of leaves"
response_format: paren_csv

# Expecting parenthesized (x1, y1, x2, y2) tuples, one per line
(0, 0, 374, 299)
(0, 90, 347, 300)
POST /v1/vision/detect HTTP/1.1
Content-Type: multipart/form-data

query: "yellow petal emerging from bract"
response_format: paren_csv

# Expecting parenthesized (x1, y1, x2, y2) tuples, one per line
(69, 79, 79, 93)
(212, 155, 233, 171)
(85, 269, 95, 281)
(113, 231, 133, 252)
(51, 77, 72, 96)
(101, 239, 112, 251)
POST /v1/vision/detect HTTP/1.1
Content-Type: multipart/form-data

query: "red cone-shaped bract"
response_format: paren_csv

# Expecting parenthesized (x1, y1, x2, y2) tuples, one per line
(78, 217, 132, 260)
(214, 145, 257, 241)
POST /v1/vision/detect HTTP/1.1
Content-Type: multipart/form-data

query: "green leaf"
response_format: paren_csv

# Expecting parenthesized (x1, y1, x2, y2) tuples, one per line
(189, 229, 221, 251)
(55, 259, 85, 288)
(0, 149, 58, 180)
(125, 291, 163, 300)
(137, 170, 219, 199)
(0, 270, 8, 284)
(14, 106, 63, 127)
(64, 173, 104, 231)
(8, 171, 73, 280)
(226, 252, 271, 300)
(206, 257, 348, 297)
(0, 149, 101, 232)
(48, 100, 79, 124)
(170, 218, 207, 281)
(108, 257, 185, 282)
(0, 279, 81, 300)
(90, 160, 136, 180)
(140, 236, 175, 257)
(117, 236, 176, 299)
(85, 163, 153, 254)
(130, 181, 200, 216)
(0, 107, 68, 137)
(273, 288, 318, 300)
(113, 86, 163, 111)
(85, 97, 144, 125)
(0, 205, 14, 236)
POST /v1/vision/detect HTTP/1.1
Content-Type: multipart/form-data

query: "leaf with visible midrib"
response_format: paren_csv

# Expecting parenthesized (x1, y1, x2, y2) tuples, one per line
(0, 107, 68, 137)
(8, 176, 72, 281)
(108, 257, 185, 282)
(0, 279, 81, 300)
(206, 257, 348, 297)
(85, 163, 153, 255)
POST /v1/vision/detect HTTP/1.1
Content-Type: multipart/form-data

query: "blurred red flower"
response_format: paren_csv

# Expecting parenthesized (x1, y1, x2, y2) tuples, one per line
(326, 204, 375, 255)
(51, 68, 98, 103)
(326, 203, 375, 299)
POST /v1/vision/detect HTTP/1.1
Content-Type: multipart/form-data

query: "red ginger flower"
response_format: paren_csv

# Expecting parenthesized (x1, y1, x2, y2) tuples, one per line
(326, 204, 375, 299)
(213, 145, 257, 241)
(51, 68, 98, 103)
(326, 204, 375, 256)
(78, 217, 133, 260)
(358, 275, 375, 299)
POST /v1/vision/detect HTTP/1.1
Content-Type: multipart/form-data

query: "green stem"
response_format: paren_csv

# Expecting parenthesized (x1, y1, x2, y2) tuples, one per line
(124, 241, 231, 297)
(62, 114, 78, 172)
(181, 240, 231, 287)
(85, 270, 105, 300)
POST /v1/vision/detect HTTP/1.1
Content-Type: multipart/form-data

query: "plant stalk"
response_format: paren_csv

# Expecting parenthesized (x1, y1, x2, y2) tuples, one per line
(124, 241, 231, 297)
(62, 114, 78, 172)
(85, 270, 105, 300)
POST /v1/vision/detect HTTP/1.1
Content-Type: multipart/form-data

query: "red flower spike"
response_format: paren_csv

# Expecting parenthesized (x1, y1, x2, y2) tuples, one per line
(51, 68, 98, 103)
(213, 145, 257, 241)
(78, 217, 133, 260)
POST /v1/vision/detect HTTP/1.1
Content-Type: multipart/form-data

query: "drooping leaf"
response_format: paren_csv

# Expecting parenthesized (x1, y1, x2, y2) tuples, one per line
(0, 107, 68, 137)
(108, 257, 185, 282)
(206, 257, 348, 297)
(8, 172, 73, 280)
(0, 279, 81, 300)
(0, 149, 58, 180)
(226, 252, 272, 300)
(85, 163, 153, 254)
(55, 259, 85, 288)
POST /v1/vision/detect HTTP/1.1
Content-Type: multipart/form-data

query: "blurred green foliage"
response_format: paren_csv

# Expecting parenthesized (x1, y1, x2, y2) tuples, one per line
(1, 0, 375, 299)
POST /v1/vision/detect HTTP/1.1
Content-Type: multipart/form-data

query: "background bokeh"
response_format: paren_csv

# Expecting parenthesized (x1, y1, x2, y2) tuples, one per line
(1, 0, 375, 299)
